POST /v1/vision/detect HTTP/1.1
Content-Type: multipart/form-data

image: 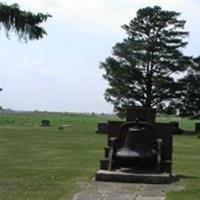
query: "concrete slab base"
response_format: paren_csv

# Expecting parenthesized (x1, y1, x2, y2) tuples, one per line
(95, 170, 177, 184)
(73, 179, 183, 200)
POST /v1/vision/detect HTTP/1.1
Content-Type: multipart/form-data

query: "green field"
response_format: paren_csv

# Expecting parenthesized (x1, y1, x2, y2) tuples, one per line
(0, 112, 199, 200)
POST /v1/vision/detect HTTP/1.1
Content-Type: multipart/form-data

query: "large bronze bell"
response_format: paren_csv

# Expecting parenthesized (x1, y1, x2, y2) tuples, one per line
(115, 125, 157, 163)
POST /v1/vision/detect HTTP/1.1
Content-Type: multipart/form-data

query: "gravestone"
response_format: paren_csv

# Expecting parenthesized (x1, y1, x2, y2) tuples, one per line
(195, 123, 200, 133)
(126, 107, 156, 123)
(40, 119, 50, 127)
(169, 121, 183, 135)
(96, 122, 108, 134)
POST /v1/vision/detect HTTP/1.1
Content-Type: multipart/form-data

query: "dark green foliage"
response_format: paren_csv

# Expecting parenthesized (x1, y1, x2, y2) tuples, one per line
(176, 72, 200, 116)
(0, 2, 51, 41)
(162, 102, 177, 115)
(160, 56, 200, 117)
(100, 6, 191, 116)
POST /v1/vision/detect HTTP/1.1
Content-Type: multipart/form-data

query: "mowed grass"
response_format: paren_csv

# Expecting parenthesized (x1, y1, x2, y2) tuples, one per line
(157, 114, 200, 130)
(0, 113, 199, 200)
(167, 135, 200, 200)
(0, 113, 113, 200)
(158, 115, 200, 199)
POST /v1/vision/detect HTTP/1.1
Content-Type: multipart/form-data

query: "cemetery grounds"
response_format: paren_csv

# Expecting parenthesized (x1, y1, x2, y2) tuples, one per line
(0, 112, 199, 200)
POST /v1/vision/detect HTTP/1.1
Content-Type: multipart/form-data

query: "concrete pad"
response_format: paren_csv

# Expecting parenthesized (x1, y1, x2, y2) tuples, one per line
(96, 170, 173, 184)
(73, 179, 182, 200)
(136, 197, 165, 200)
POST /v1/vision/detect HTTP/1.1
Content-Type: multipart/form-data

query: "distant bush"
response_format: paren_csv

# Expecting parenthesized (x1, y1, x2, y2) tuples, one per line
(6, 120, 15, 125)
(190, 115, 200, 120)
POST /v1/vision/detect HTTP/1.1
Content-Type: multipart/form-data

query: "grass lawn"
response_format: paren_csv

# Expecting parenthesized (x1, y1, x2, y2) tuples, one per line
(167, 135, 200, 200)
(0, 113, 199, 199)
(0, 113, 111, 200)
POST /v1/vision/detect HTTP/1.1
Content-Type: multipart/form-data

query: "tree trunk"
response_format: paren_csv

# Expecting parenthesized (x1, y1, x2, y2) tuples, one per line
(145, 75, 152, 108)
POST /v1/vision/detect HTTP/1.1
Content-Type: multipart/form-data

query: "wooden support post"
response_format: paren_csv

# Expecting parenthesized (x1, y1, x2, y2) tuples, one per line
(157, 138, 162, 172)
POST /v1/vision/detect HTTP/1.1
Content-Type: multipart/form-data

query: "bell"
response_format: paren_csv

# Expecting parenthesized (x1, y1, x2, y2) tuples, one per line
(116, 127, 156, 160)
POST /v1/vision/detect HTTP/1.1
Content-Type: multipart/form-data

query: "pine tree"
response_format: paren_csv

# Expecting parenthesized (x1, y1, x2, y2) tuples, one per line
(100, 6, 191, 116)
(0, 2, 51, 41)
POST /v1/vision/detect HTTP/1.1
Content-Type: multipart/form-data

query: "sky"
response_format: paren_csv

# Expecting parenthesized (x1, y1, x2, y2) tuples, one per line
(0, 0, 200, 113)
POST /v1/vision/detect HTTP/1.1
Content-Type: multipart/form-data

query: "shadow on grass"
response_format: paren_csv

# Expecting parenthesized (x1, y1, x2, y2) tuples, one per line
(173, 129, 197, 136)
(171, 174, 199, 183)
(182, 130, 197, 135)
(177, 174, 199, 180)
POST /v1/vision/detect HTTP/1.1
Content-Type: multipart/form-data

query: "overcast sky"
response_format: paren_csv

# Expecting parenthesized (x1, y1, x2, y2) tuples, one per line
(1, 0, 200, 113)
